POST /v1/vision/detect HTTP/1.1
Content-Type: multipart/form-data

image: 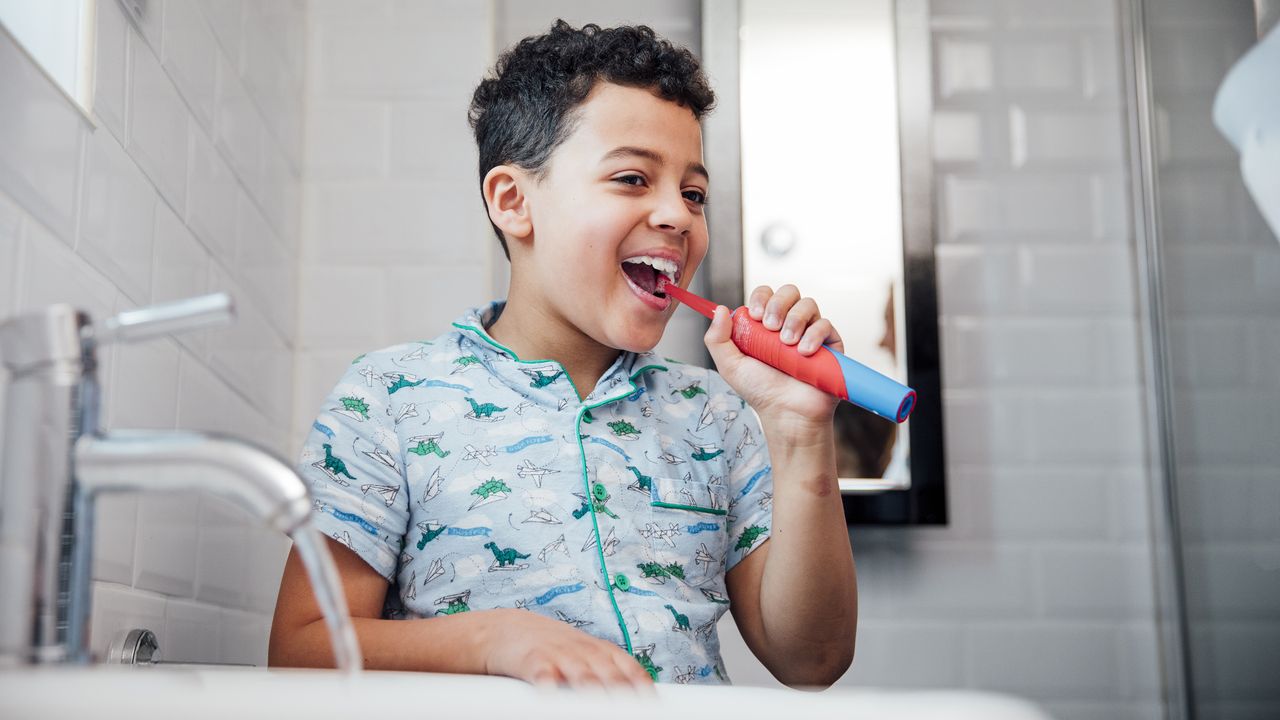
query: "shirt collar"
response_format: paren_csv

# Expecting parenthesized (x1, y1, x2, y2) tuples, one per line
(449, 301, 668, 405)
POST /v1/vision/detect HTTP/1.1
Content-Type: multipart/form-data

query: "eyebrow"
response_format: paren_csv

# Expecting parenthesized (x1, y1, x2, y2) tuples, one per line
(601, 146, 710, 183)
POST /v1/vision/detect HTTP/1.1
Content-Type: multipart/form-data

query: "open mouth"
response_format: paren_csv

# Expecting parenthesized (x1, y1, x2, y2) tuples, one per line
(620, 256, 679, 300)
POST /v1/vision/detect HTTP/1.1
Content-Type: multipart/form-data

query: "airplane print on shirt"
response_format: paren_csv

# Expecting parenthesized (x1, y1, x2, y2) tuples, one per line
(297, 302, 773, 685)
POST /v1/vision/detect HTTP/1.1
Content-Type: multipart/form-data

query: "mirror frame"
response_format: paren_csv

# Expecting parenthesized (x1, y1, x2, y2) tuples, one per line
(701, 0, 947, 524)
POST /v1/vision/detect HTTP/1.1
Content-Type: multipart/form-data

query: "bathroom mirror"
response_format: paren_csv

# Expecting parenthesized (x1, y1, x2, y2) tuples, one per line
(703, 0, 946, 523)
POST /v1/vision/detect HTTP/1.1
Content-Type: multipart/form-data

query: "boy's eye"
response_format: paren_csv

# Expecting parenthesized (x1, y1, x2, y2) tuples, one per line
(612, 175, 707, 206)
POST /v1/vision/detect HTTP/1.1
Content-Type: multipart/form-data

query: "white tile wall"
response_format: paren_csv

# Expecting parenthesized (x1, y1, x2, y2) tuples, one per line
(0, 0, 1181, 709)
(722, 3, 1164, 719)
(287, 3, 1167, 715)
(292, 0, 716, 451)
(162, 597, 222, 663)
(18, 218, 120, 318)
(120, 0, 164, 56)
(88, 583, 168, 661)
(93, 0, 130, 142)
(79, 126, 158, 305)
(152, 199, 211, 355)
(129, 32, 190, 212)
(235, 191, 296, 342)
(194, 494, 251, 609)
(184, 116, 238, 266)
(293, 0, 499, 454)
(93, 494, 139, 586)
(109, 338, 181, 430)
(134, 493, 199, 597)
(0, 0, 303, 665)
(302, 180, 480, 264)
(218, 608, 271, 666)
(161, 0, 219, 133)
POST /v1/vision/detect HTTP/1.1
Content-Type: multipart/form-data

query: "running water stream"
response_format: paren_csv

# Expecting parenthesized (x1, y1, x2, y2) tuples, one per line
(290, 523, 363, 673)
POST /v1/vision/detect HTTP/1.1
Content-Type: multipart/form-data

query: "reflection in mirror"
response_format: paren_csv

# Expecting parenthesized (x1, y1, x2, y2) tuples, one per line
(739, 0, 910, 492)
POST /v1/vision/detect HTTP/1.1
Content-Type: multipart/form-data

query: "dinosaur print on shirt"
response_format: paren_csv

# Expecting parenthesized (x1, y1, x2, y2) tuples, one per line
(297, 301, 771, 685)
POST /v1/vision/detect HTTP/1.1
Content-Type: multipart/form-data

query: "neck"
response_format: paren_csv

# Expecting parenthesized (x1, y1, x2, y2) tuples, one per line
(486, 281, 622, 401)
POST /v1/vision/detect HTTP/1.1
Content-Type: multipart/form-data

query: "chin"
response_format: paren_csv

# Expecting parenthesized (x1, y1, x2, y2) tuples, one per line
(613, 336, 661, 354)
(609, 324, 666, 354)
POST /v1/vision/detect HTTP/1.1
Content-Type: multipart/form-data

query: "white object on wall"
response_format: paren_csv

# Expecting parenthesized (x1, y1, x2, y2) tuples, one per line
(1213, 23, 1280, 243)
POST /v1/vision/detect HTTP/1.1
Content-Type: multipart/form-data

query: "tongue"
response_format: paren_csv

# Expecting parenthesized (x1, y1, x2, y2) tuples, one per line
(622, 262, 661, 295)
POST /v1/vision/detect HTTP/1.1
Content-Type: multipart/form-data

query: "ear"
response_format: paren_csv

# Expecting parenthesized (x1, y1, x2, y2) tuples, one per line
(482, 164, 533, 244)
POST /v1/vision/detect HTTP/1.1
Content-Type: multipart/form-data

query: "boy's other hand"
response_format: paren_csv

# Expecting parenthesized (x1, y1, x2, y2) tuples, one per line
(703, 284, 842, 429)
(484, 609, 656, 691)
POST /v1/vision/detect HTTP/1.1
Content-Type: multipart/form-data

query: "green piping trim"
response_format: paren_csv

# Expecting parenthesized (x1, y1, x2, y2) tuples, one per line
(455, 322, 670, 401)
(452, 319, 671, 652)
(451, 323, 542, 364)
(451, 322, 586, 399)
(574, 385, 640, 654)
(649, 500, 727, 516)
(629, 363, 669, 379)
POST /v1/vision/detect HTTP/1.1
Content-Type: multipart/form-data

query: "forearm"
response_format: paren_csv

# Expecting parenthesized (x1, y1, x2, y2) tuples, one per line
(270, 608, 515, 673)
(756, 417, 858, 683)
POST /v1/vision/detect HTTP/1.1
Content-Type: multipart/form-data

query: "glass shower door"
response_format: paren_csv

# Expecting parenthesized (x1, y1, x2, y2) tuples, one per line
(1135, 0, 1280, 716)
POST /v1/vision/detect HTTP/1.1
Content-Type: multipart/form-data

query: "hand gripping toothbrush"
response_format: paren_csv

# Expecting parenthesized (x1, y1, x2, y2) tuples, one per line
(657, 278, 917, 423)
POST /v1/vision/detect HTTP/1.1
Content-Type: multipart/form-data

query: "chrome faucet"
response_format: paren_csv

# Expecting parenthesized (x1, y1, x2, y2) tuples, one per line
(0, 295, 327, 666)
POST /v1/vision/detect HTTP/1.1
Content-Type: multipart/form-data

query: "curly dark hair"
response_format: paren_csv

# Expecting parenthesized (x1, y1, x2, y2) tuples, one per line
(468, 19, 716, 258)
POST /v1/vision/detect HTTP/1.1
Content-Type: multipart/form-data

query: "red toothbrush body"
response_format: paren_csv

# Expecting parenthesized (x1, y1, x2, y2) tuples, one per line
(658, 279, 916, 423)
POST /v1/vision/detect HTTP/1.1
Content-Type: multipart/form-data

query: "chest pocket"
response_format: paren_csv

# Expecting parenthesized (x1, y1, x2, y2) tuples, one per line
(647, 473, 731, 584)
(650, 474, 728, 515)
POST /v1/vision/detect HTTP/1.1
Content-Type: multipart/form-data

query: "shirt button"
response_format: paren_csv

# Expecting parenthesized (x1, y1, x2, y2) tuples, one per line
(592, 483, 609, 502)
(614, 573, 631, 592)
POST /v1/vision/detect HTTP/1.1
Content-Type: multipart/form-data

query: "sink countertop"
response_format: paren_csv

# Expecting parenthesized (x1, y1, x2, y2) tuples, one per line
(0, 665, 1054, 720)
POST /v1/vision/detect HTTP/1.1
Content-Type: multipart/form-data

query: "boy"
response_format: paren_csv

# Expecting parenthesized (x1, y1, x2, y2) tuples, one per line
(270, 21, 856, 689)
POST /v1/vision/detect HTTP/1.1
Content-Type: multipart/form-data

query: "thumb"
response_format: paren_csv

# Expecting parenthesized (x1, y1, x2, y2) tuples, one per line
(703, 305, 744, 370)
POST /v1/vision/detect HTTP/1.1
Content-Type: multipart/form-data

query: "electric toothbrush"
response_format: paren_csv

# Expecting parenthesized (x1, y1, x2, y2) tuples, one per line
(658, 279, 916, 423)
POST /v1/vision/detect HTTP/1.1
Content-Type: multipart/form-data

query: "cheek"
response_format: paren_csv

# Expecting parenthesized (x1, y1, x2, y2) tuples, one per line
(686, 235, 710, 280)
(540, 239, 613, 292)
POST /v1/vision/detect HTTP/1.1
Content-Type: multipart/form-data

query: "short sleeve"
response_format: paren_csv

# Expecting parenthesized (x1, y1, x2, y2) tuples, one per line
(296, 357, 409, 581)
(711, 373, 773, 572)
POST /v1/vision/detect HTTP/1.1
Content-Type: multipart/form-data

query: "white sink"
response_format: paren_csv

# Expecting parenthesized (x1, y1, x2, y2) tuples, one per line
(0, 666, 1054, 719)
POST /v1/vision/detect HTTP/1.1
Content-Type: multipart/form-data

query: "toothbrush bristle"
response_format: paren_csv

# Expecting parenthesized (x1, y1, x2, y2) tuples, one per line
(659, 278, 719, 320)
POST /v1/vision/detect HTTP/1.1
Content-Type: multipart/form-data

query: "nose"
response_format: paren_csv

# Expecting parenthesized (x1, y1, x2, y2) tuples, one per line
(650, 188, 694, 236)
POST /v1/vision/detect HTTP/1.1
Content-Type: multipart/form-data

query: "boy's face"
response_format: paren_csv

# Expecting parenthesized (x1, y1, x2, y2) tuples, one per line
(515, 82, 710, 353)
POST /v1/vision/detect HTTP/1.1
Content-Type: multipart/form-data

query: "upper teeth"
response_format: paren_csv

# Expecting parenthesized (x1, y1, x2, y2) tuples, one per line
(624, 256, 678, 279)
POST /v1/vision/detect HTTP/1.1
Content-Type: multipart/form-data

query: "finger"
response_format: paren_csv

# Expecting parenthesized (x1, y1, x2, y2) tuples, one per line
(585, 645, 631, 685)
(590, 658, 633, 691)
(612, 651, 657, 690)
(763, 284, 800, 330)
(528, 663, 564, 689)
(825, 323, 845, 354)
(704, 304, 733, 346)
(559, 659, 605, 691)
(747, 286, 773, 320)
(798, 317, 835, 355)
(780, 297, 820, 345)
(703, 305, 745, 374)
